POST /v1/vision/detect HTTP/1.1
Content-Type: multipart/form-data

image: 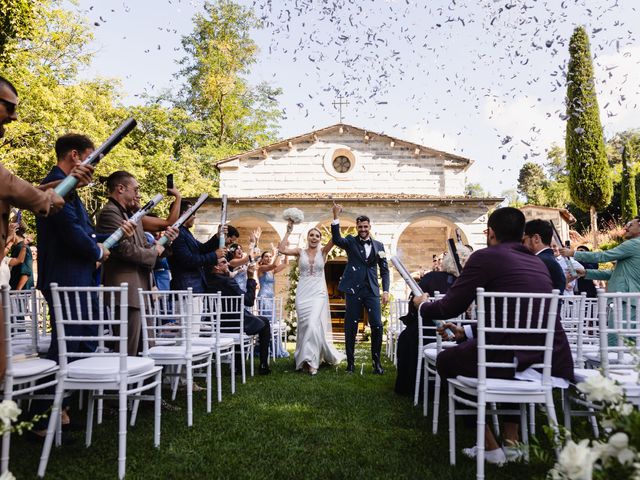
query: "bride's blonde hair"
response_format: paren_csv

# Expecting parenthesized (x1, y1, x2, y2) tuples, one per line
(307, 227, 321, 237)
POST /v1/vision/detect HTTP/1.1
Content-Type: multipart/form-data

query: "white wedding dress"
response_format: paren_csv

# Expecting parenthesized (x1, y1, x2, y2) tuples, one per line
(294, 248, 345, 370)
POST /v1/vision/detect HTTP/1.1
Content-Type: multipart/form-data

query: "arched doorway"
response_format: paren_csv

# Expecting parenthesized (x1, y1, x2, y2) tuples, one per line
(395, 216, 469, 289)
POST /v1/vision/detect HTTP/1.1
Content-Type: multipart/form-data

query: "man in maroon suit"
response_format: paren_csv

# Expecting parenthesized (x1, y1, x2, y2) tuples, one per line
(413, 207, 573, 464)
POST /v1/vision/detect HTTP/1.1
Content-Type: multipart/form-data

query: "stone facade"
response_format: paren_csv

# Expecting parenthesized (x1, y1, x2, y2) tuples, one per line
(192, 123, 502, 301)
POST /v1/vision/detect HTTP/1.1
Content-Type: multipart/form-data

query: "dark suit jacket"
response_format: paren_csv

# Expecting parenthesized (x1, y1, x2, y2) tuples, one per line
(331, 222, 390, 296)
(420, 242, 573, 381)
(206, 274, 266, 335)
(537, 248, 567, 293)
(36, 166, 107, 360)
(96, 199, 157, 309)
(36, 166, 106, 290)
(168, 225, 218, 293)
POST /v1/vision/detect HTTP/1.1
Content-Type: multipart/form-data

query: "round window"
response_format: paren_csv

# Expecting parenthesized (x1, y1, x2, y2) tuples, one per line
(332, 155, 352, 173)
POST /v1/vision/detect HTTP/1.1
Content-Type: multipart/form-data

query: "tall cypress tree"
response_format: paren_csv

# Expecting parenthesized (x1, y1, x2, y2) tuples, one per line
(620, 140, 638, 222)
(565, 26, 612, 246)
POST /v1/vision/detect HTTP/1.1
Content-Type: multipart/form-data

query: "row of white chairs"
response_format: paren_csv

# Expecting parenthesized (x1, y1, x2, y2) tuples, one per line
(414, 288, 640, 480)
(385, 299, 408, 365)
(1, 284, 271, 479)
(254, 297, 288, 361)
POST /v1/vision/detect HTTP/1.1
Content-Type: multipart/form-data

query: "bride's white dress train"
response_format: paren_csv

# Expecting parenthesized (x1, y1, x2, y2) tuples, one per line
(294, 249, 345, 370)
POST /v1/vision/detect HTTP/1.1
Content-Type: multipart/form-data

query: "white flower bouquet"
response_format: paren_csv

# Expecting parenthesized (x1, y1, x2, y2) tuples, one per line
(545, 372, 640, 480)
(283, 208, 304, 224)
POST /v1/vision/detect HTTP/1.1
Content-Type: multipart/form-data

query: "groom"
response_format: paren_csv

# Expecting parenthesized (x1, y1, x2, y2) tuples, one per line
(331, 203, 390, 374)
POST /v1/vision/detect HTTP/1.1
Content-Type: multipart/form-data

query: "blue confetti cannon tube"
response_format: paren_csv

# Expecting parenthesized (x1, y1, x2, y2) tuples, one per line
(157, 193, 209, 247)
(54, 117, 137, 197)
(102, 194, 163, 250)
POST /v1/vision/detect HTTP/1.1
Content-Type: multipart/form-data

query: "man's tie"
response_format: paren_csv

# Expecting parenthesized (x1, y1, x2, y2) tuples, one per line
(360, 238, 372, 246)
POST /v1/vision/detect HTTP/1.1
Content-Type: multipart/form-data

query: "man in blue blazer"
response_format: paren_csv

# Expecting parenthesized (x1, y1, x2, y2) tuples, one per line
(33, 133, 132, 436)
(168, 199, 225, 293)
(331, 203, 390, 374)
(37, 134, 112, 362)
(522, 219, 567, 293)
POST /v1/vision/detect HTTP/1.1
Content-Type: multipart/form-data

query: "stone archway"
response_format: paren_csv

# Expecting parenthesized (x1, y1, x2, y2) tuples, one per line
(395, 216, 468, 278)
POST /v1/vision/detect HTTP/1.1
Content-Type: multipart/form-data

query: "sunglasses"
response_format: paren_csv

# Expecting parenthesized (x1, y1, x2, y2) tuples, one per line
(0, 98, 16, 115)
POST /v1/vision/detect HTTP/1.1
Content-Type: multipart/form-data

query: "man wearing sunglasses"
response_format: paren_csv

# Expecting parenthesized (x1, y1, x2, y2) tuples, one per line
(0, 76, 67, 382)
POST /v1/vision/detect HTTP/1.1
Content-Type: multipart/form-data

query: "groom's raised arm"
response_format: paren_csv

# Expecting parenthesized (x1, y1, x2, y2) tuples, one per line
(331, 202, 348, 248)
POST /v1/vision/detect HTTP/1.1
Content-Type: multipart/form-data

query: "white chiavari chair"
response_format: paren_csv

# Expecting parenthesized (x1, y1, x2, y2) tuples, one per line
(447, 288, 562, 480)
(217, 295, 254, 384)
(192, 293, 235, 402)
(51, 283, 162, 480)
(1, 285, 62, 478)
(387, 298, 408, 365)
(138, 288, 212, 427)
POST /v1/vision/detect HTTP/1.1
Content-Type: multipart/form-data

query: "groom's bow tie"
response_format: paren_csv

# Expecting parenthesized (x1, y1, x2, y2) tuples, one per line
(359, 239, 372, 246)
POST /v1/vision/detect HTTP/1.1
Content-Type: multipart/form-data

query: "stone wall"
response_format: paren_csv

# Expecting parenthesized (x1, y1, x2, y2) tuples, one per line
(218, 127, 469, 197)
(194, 198, 494, 299)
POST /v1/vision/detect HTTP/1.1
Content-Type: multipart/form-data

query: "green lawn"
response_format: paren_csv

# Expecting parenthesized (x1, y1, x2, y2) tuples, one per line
(9, 345, 554, 479)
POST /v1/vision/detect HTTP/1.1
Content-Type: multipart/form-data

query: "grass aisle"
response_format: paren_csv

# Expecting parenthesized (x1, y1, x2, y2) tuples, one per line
(11, 345, 549, 479)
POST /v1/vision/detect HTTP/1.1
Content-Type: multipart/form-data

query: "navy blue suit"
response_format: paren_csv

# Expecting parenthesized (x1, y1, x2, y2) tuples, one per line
(36, 166, 107, 361)
(331, 222, 390, 368)
(537, 248, 567, 293)
(168, 225, 218, 293)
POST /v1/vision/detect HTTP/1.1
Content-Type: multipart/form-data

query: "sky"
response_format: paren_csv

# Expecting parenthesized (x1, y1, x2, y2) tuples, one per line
(70, 0, 640, 196)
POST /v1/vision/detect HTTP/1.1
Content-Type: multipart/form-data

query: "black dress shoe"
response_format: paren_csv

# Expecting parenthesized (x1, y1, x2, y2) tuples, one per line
(259, 365, 271, 375)
(372, 362, 385, 375)
(345, 363, 355, 373)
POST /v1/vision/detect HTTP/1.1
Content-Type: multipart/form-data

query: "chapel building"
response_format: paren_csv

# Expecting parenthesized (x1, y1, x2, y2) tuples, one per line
(195, 123, 501, 324)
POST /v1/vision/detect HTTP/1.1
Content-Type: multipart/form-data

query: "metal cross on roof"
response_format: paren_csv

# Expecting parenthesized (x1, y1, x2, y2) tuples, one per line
(332, 95, 349, 123)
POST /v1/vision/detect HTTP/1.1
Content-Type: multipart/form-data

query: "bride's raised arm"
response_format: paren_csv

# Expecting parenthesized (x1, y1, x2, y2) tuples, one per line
(321, 238, 334, 258)
(278, 220, 300, 257)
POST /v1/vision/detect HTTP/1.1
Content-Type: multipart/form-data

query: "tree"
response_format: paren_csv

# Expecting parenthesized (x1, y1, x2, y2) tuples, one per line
(0, 0, 218, 227)
(176, 0, 281, 153)
(500, 189, 521, 206)
(565, 26, 612, 246)
(465, 183, 488, 198)
(620, 140, 638, 222)
(517, 162, 547, 204)
(0, 0, 36, 61)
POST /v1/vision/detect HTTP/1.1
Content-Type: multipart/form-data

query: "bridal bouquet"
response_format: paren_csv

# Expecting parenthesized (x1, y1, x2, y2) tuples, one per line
(283, 208, 304, 224)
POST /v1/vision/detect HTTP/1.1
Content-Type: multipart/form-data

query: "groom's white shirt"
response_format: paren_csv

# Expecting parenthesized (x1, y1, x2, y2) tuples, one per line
(332, 219, 372, 256)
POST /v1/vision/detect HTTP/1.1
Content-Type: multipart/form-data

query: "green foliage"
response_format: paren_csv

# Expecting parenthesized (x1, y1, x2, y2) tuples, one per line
(517, 162, 547, 204)
(1, 0, 280, 233)
(0, 0, 37, 61)
(176, 0, 282, 151)
(465, 182, 488, 197)
(565, 26, 612, 213)
(620, 140, 638, 222)
(500, 189, 522, 207)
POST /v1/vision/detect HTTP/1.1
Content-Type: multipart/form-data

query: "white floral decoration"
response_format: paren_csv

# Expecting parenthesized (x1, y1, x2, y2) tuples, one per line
(577, 374, 624, 404)
(377, 251, 386, 259)
(0, 471, 16, 480)
(0, 400, 21, 430)
(283, 208, 304, 224)
(554, 439, 599, 480)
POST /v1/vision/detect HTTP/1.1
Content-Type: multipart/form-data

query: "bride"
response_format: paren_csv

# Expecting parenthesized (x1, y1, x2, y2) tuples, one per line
(279, 221, 345, 375)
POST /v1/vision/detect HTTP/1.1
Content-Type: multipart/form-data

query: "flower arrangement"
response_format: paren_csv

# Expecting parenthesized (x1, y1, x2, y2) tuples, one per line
(547, 372, 640, 480)
(283, 208, 304, 225)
